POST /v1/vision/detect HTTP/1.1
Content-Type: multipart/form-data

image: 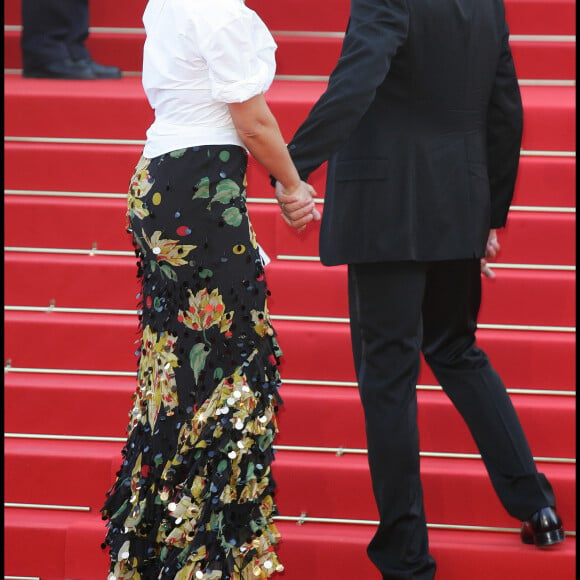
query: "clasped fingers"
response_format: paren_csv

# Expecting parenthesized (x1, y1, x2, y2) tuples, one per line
(275, 180, 321, 230)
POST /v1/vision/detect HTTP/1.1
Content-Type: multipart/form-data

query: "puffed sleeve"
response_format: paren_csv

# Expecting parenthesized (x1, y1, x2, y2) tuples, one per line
(197, 9, 277, 103)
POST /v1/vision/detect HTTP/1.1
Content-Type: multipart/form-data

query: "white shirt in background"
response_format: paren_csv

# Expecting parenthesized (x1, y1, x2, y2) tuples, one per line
(142, 0, 277, 159)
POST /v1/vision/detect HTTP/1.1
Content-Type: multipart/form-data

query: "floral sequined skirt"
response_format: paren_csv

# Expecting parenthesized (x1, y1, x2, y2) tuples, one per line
(101, 145, 284, 580)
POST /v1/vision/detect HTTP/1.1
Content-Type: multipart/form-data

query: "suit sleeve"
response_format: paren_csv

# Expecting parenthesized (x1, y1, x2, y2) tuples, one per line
(285, 0, 410, 181)
(486, 17, 523, 229)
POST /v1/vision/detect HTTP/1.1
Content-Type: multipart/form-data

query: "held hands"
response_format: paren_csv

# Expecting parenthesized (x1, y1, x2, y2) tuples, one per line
(481, 229, 500, 279)
(275, 180, 321, 231)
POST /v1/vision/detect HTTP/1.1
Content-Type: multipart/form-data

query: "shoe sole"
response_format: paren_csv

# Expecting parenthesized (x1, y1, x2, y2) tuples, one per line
(522, 528, 566, 547)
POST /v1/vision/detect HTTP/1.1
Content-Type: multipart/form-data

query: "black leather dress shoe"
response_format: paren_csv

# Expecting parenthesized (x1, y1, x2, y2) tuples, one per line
(521, 507, 565, 547)
(23, 58, 96, 79)
(75, 58, 122, 79)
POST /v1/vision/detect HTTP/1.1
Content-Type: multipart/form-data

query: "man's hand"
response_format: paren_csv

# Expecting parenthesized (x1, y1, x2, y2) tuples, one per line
(275, 180, 321, 231)
(481, 229, 500, 279)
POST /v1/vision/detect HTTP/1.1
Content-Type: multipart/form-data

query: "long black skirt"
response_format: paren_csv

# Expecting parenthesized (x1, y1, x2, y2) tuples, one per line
(101, 145, 284, 580)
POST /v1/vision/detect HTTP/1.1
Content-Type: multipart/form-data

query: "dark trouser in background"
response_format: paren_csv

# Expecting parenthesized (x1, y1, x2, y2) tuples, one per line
(347, 259, 555, 580)
(21, 0, 90, 70)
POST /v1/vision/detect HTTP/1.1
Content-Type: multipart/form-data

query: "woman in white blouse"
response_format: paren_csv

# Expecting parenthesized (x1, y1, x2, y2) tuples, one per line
(101, 1, 318, 578)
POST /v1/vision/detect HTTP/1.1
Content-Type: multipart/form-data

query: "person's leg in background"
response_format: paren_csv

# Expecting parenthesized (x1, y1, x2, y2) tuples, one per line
(21, 0, 89, 77)
(66, 0, 122, 78)
(21, 0, 120, 79)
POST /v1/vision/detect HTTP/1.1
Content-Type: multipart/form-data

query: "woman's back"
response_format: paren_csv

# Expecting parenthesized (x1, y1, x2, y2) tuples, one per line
(141, 0, 277, 158)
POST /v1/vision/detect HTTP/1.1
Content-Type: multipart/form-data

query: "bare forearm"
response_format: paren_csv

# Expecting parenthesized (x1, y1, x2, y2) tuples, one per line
(229, 93, 319, 230)
(228, 94, 301, 192)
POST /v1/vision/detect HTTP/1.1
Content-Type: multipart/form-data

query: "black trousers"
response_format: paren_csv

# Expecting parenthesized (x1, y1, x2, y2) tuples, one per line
(347, 259, 555, 580)
(21, 0, 90, 70)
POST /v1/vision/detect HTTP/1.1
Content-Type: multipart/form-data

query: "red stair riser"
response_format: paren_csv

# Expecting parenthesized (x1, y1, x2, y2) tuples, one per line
(4, 509, 84, 580)
(5, 32, 575, 81)
(277, 388, 577, 460)
(5, 78, 576, 151)
(5, 440, 118, 511)
(4, 312, 576, 390)
(4, 0, 577, 35)
(509, 40, 576, 80)
(5, 76, 154, 141)
(4, 373, 135, 438)
(4, 143, 576, 209)
(4, 196, 576, 266)
(5, 374, 575, 458)
(3, 253, 577, 328)
(4, 195, 135, 252)
(4, 142, 144, 193)
(4, 510, 574, 580)
(4, 440, 575, 530)
(274, 454, 576, 530)
(510, 155, 576, 208)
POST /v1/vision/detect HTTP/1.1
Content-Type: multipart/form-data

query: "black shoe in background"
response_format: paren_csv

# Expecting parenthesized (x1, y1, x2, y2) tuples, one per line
(75, 58, 122, 79)
(23, 58, 96, 79)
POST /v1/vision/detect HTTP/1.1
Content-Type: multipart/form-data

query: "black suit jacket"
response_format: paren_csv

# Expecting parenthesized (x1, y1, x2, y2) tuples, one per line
(287, 0, 523, 266)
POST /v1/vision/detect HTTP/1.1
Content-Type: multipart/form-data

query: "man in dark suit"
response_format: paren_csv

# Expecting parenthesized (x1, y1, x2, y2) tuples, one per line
(274, 0, 565, 577)
(21, 0, 122, 79)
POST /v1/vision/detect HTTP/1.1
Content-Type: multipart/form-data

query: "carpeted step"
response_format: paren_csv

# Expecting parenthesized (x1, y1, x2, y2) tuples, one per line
(4, 142, 145, 194)
(275, 452, 575, 530)
(508, 39, 576, 81)
(4, 0, 576, 35)
(4, 252, 576, 328)
(4, 508, 575, 580)
(4, 311, 575, 390)
(4, 195, 576, 267)
(4, 76, 576, 152)
(275, 387, 576, 460)
(5, 142, 575, 208)
(4, 507, 100, 580)
(4, 30, 575, 81)
(4, 438, 575, 530)
(4, 372, 576, 459)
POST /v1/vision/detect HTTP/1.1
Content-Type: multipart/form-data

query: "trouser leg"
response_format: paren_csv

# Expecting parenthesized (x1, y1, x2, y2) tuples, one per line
(348, 262, 436, 580)
(421, 259, 555, 520)
(66, 0, 90, 61)
(21, 0, 78, 69)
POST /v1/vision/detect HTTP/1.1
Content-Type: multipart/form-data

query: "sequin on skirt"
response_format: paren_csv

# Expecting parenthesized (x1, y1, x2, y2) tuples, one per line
(101, 146, 284, 580)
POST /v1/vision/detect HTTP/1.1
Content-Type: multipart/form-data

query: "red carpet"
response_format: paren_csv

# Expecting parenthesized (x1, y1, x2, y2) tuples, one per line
(4, 0, 575, 578)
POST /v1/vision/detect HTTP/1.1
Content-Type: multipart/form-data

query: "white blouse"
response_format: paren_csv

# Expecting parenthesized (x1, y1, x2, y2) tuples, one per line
(141, 0, 277, 158)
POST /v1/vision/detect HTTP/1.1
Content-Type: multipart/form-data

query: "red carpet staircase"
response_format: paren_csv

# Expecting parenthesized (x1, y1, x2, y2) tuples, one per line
(4, 0, 576, 578)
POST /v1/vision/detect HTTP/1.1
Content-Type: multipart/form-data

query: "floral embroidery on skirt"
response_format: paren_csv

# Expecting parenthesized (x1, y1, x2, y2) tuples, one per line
(101, 146, 284, 580)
